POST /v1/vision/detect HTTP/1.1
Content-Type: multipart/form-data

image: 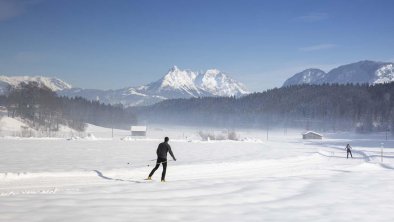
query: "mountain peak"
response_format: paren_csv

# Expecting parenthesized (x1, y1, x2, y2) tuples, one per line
(169, 65, 179, 72)
(282, 60, 394, 87)
(144, 66, 249, 99)
(204, 69, 221, 76)
(161, 66, 197, 88)
(53, 66, 250, 107)
(282, 69, 326, 87)
(197, 69, 249, 96)
(0, 75, 72, 94)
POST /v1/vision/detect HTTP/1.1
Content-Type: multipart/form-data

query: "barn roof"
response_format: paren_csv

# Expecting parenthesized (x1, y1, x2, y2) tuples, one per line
(302, 131, 322, 137)
(131, 126, 147, 131)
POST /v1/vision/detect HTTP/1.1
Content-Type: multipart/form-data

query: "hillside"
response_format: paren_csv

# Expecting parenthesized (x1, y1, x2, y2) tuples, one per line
(283, 60, 394, 86)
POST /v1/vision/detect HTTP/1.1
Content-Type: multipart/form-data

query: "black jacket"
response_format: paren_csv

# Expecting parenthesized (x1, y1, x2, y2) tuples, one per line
(156, 142, 176, 160)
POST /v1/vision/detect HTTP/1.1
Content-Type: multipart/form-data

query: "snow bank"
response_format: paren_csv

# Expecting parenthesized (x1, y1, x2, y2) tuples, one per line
(0, 116, 29, 131)
(1, 129, 394, 221)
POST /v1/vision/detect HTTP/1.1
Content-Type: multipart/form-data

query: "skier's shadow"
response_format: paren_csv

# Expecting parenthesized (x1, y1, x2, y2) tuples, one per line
(93, 170, 145, 183)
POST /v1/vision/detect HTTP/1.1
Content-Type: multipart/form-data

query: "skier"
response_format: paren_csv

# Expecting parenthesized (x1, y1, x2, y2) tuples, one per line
(147, 137, 176, 182)
(346, 144, 353, 159)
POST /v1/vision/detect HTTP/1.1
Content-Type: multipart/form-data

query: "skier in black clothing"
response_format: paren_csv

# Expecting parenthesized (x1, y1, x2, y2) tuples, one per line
(147, 137, 176, 182)
(346, 144, 353, 159)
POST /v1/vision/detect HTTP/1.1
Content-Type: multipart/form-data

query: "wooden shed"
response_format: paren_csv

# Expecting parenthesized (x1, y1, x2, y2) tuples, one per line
(302, 131, 322, 140)
(131, 126, 147, 137)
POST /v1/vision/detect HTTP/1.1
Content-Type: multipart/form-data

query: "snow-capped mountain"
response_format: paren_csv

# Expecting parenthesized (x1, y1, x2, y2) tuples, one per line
(59, 66, 249, 106)
(282, 69, 326, 86)
(283, 61, 394, 87)
(0, 75, 72, 94)
(142, 66, 202, 99)
(197, 69, 249, 96)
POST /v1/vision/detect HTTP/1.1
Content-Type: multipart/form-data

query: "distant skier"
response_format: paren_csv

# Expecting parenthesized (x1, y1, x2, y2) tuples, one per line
(147, 137, 176, 182)
(346, 144, 353, 159)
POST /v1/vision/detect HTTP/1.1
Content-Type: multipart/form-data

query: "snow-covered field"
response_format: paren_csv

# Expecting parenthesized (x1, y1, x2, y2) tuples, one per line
(1, 118, 394, 221)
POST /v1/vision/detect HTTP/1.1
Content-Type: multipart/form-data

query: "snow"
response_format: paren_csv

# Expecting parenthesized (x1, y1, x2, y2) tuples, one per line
(159, 66, 199, 92)
(0, 115, 29, 132)
(0, 112, 104, 139)
(283, 61, 394, 87)
(59, 66, 250, 107)
(374, 64, 394, 84)
(0, 75, 72, 93)
(283, 68, 326, 87)
(1, 126, 394, 221)
(302, 131, 323, 136)
(198, 69, 249, 96)
(131, 125, 147, 132)
(125, 88, 147, 97)
(147, 66, 249, 98)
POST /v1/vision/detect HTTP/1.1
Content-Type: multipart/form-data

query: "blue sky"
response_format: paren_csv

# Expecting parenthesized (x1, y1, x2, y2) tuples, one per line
(0, 0, 394, 91)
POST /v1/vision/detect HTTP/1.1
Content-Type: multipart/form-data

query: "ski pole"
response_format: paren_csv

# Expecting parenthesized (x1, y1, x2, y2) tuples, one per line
(127, 159, 175, 167)
(126, 159, 157, 165)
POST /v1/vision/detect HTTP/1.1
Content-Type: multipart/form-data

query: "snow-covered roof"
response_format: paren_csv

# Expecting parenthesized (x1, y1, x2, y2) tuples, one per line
(131, 126, 147, 132)
(302, 131, 322, 136)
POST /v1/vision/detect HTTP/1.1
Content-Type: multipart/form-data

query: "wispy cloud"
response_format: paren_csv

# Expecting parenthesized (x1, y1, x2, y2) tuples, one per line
(299, 44, 337, 52)
(0, 0, 42, 22)
(293, 12, 328, 22)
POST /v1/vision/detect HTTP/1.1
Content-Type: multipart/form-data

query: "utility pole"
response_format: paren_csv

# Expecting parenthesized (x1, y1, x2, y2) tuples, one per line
(266, 126, 269, 141)
(266, 116, 269, 141)
(111, 112, 114, 139)
(283, 117, 287, 136)
(381, 142, 384, 162)
(386, 127, 389, 141)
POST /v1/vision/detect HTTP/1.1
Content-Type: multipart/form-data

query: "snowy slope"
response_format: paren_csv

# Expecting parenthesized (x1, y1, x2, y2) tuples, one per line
(282, 68, 326, 86)
(371, 63, 394, 84)
(0, 75, 72, 94)
(283, 60, 394, 86)
(144, 66, 249, 98)
(60, 66, 250, 106)
(1, 127, 394, 221)
(142, 66, 202, 98)
(197, 69, 249, 96)
(0, 116, 29, 132)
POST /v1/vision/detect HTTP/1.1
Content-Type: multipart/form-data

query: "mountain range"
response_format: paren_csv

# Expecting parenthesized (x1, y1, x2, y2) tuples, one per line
(0, 75, 72, 95)
(3, 61, 393, 107)
(283, 60, 394, 87)
(0, 66, 249, 106)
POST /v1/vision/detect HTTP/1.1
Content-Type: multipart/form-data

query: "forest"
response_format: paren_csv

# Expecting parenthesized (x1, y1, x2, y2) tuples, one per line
(134, 83, 394, 133)
(0, 82, 137, 132)
(2, 82, 394, 134)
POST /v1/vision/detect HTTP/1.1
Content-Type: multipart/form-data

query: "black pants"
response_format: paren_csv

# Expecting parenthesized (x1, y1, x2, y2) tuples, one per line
(149, 157, 167, 180)
(347, 150, 353, 158)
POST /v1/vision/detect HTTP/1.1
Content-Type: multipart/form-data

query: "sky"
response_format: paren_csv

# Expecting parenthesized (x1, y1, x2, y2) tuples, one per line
(0, 0, 394, 92)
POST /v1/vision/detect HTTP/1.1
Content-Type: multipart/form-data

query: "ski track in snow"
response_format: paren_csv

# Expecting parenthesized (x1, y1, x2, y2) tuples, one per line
(1, 130, 394, 222)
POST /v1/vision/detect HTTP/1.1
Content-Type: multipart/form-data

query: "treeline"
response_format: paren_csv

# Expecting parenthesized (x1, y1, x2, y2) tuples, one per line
(0, 82, 137, 132)
(133, 83, 394, 133)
